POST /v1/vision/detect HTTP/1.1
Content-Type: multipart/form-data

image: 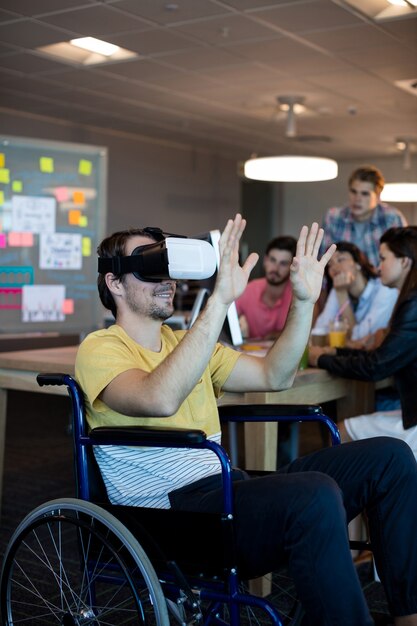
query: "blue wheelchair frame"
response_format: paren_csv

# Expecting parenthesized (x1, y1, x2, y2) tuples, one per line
(37, 372, 342, 626)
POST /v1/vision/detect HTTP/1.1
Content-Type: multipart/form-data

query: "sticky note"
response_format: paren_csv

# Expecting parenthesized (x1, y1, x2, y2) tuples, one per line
(79, 159, 92, 176)
(12, 180, 23, 192)
(8, 232, 23, 246)
(0, 154, 5, 168)
(73, 190, 85, 205)
(0, 191, 4, 206)
(0, 234, 6, 248)
(20, 232, 34, 246)
(82, 236, 91, 256)
(62, 298, 74, 314)
(79, 215, 88, 227)
(40, 157, 54, 173)
(55, 187, 69, 202)
(68, 210, 81, 225)
(0, 168, 10, 184)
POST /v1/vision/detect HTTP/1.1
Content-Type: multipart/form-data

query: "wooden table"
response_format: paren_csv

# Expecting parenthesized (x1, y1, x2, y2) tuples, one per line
(0, 345, 390, 518)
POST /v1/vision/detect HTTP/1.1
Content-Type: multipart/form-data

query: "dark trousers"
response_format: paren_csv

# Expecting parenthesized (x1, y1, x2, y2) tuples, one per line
(169, 437, 417, 626)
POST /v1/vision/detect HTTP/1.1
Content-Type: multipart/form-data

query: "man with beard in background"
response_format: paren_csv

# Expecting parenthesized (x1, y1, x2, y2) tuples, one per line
(236, 235, 296, 339)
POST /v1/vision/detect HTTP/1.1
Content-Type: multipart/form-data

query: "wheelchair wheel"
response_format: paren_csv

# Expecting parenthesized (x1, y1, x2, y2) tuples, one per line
(0, 498, 169, 625)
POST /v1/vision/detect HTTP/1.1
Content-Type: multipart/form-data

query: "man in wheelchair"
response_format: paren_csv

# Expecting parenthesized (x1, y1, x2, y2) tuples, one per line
(76, 214, 417, 626)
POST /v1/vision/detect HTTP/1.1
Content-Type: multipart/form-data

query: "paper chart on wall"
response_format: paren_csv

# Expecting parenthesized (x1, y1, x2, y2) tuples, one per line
(12, 195, 56, 233)
(39, 233, 82, 270)
(22, 284, 65, 322)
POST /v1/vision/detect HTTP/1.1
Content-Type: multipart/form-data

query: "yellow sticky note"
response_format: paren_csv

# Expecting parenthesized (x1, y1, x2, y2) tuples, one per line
(0, 168, 10, 184)
(68, 210, 81, 226)
(40, 157, 54, 173)
(79, 159, 92, 176)
(12, 180, 23, 192)
(0, 153, 5, 168)
(82, 237, 91, 257)
(79, 215, 88, 227)
(0, 191, 4, 206)
(73, 190, 85, 205)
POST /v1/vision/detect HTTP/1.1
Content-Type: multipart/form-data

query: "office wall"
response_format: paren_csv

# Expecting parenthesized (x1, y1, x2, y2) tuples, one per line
(0, 110, 240, 237)
(281, 157, 417, 236)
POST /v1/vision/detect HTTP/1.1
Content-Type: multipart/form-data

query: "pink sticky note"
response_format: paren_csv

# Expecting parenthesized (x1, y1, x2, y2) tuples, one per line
(62, 298, 74, 315)
(0, 233, 6, 248)
(8, 232, 22, 246)
(55, 187, 70, 202)
(20, 232, 34, 246)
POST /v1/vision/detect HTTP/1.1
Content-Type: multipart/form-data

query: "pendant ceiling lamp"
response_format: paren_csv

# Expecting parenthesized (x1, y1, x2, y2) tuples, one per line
(244, 96, 338, 183)
(380, 140, 417, 202)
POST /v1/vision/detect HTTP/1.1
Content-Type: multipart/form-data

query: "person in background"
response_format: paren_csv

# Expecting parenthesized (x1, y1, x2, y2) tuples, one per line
(310, 226, 417, 459)
(236, 235, 296, 339)
(320, 165, 407, 269)
(314, 241, 398, 349)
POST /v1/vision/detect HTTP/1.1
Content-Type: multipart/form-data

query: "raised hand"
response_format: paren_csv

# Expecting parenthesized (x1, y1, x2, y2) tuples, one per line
(214, 213, 259, 306)
(290, 223, 336, 304)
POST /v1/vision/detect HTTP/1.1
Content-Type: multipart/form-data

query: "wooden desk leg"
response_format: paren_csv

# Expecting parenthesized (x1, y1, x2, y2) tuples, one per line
(244, 421, 278, 472)
(0, 388, 7, 522)
(336, 380, 375, 421)
(244, 421, 277, 597)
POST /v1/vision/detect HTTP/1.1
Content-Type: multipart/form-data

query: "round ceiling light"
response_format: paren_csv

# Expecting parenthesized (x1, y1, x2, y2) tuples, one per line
(381, 183, 417, 202)
(244, 155, 338, 182)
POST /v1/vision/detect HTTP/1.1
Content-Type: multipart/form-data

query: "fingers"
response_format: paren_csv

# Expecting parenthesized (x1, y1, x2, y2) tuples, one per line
(296, 223, 323, 258)
(242, 252, 259, 277)
(320, 243, 337, 266)
(220, 213, 245, 258)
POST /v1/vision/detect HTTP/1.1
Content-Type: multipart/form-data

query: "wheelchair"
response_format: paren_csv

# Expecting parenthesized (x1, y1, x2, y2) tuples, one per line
(0, 373, 343, 626)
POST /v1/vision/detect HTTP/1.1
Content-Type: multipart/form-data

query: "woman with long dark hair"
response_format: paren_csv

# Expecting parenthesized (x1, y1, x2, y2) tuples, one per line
(314, 240, 398, 345)
(309, 226, 417, 456)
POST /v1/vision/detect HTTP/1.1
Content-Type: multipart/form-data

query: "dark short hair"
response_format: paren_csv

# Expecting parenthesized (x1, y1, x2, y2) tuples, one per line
(97, 228, 157, 318)
(380, 227, 417, 312)
(265, 236, 297, 257)
(348, 165, 385, 194)
(325, 240, 378, 288)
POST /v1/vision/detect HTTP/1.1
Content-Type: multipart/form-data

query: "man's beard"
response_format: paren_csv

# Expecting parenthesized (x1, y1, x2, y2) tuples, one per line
(266, 273, 288, 287)
(149, 303, 174, 321)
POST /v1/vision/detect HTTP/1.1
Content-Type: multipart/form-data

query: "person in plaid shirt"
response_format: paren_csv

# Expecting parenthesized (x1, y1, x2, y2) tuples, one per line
(320, 165, 407, 268)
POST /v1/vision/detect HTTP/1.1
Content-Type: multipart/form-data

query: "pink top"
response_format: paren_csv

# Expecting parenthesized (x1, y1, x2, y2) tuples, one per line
(236, 278, 293, 339)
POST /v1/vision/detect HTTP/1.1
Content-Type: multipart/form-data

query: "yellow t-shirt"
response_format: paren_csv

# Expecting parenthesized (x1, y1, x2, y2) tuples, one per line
(75, 324, 241, 436)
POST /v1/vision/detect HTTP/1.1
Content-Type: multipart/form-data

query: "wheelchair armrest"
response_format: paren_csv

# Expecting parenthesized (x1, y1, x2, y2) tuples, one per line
(89, 425, 207, 447)
(219, 404, 341, 446)
(88, 426, 235, 514)
(219, 404, 323, 421)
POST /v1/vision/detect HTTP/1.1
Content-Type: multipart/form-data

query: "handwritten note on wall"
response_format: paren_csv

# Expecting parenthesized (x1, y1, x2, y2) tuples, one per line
(12, 196, 56, 233)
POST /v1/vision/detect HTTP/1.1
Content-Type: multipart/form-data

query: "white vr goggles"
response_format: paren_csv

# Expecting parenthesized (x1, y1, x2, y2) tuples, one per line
(98, 227, 217, 282)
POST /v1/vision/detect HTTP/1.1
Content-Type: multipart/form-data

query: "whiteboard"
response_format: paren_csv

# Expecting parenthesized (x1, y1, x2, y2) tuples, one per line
(0, 135, 107, 335)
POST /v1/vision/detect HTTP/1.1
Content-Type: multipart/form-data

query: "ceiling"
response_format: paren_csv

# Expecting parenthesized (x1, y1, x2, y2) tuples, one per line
(0, 0, 416, 162)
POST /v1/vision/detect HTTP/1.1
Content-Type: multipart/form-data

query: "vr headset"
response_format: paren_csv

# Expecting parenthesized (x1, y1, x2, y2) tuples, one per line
(98, 227, 217, 282)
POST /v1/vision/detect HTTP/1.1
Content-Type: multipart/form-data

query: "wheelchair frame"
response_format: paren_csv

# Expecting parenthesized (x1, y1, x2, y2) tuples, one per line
(1, 372, 342, 626)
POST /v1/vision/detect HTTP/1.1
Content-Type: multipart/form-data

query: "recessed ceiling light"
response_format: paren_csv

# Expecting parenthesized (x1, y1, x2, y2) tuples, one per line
(37, 39, 138, 66)
(70, 37, 120, 57)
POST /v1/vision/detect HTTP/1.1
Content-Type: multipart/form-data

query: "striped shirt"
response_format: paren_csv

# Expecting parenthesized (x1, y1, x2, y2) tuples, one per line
(94, 433, 222, 509)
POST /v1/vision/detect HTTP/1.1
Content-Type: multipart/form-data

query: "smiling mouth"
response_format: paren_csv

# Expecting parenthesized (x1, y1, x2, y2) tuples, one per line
(154, 291, 173, 298)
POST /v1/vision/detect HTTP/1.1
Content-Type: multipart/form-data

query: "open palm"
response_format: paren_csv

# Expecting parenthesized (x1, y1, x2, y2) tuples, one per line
(290, 223, 336, 304)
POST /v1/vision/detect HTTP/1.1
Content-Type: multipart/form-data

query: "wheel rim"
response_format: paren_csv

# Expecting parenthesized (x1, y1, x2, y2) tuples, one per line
(1, 506, 160, 625)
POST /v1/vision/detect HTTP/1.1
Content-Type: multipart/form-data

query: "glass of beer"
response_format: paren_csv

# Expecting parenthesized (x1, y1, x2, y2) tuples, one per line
(329, 319, 348, 348)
